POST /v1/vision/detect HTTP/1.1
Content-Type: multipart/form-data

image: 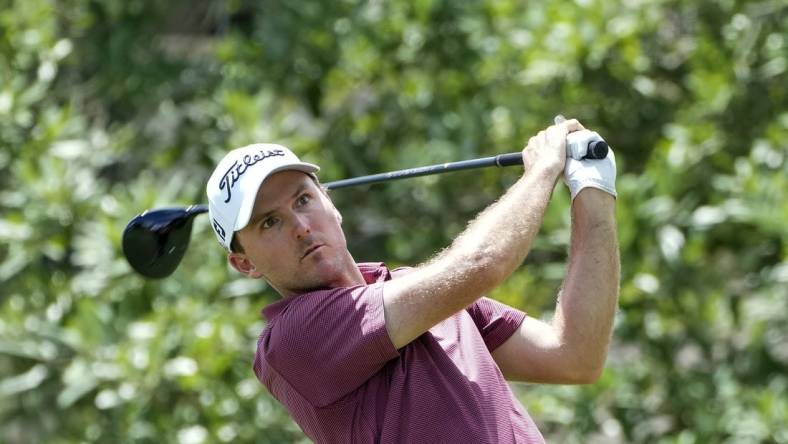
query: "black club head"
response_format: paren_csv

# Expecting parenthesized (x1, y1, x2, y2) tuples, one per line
(122, 205, 207, 278)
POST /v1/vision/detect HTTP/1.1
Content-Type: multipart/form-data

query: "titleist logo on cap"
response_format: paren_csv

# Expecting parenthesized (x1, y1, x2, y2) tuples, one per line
(219, 148, 285, 203)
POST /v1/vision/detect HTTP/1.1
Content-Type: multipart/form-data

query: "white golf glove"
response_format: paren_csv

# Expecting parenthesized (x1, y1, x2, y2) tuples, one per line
(563, 145, 617, 200)
(565, 129, 605, 160)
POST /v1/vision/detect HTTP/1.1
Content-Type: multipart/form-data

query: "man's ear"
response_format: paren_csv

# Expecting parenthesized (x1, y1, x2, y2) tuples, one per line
(334, 206, 343, 224)
(322, 190, 343, 224)
(228, 252, 264, 279)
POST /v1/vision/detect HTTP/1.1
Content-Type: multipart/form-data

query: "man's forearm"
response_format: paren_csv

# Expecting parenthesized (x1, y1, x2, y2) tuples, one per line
(554, 189, 620, 380)
(384, 166, 560, 348)
(438, 166, 559, 286)
(383, 120, 583, 349)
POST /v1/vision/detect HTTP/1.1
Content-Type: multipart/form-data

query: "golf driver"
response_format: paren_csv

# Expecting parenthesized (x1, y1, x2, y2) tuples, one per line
(123, 135, 609, 278)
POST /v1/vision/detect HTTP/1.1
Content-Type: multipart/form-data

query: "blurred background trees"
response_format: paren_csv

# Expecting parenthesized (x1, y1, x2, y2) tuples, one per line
(1, 0, 785, 442)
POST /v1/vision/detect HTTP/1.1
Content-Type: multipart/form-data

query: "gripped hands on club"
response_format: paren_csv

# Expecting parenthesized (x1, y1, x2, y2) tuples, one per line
(521, 116, 618, 203)
(520, 118, 585, 180)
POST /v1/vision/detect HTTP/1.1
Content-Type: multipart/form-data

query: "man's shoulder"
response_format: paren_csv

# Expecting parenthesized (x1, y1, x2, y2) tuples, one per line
(265, 283, 384, 335)
(271, 286, 361, 318)
(389, 265, 414, 279)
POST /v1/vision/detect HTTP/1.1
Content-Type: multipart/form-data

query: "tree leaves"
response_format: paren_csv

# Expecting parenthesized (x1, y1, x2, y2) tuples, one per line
(1, 0, 786, 442)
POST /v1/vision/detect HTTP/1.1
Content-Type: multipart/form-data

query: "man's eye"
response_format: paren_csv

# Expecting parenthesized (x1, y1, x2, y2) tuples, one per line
(297, 194, 311, 206)
(261, 217, 279, 229)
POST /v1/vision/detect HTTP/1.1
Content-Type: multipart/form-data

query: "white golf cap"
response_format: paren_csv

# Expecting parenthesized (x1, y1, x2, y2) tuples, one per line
(206, 143, 320, 250)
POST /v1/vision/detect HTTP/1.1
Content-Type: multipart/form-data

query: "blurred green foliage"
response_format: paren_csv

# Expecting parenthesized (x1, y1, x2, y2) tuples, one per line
(1, 0, 786, 442)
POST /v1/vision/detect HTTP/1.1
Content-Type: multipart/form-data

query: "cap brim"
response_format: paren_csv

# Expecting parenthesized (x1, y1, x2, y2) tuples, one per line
(233, 163, 320, 232)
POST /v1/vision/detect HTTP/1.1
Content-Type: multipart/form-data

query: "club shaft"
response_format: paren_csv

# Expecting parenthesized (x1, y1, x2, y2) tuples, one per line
(324, 152, 523, 189)
(184, 152, 524, 214)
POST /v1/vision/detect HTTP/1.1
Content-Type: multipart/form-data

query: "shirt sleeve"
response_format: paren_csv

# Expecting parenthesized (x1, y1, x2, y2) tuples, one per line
(263, 283, 399, 407)
(465, 297, 527, 352)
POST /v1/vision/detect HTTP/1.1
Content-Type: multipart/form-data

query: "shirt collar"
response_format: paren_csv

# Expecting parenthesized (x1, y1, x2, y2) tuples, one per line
(261, 262, 391, 321)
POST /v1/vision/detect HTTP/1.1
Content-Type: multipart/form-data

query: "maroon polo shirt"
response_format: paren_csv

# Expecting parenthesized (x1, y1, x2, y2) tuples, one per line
(253, 262, 545, 443)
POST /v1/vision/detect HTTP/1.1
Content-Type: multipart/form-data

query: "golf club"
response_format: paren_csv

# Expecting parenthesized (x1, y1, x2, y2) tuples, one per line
(123, 139, 608, 278)
(122, 151, 524, 278)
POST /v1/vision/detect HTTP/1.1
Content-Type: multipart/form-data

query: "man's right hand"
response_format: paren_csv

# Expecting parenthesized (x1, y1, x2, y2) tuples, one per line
(521, 119, 585, 180)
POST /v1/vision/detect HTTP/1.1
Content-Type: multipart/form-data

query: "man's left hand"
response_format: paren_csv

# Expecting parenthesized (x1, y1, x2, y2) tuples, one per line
(564, 147, 617, 200)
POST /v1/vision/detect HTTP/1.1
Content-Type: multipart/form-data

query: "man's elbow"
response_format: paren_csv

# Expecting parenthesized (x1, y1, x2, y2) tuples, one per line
(453, 248, 510, 290)
(561, 356, 606, 384)
(571, 364, 605, 385)
(558, 327, 614, 384)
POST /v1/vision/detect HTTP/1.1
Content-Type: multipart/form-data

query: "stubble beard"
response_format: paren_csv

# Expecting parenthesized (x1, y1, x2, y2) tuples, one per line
(291, 248, 350, 293)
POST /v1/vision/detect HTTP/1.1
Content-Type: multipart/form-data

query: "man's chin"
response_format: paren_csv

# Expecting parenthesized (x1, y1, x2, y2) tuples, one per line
(288, 273, 340, 295)
(284, 260, 354, 294)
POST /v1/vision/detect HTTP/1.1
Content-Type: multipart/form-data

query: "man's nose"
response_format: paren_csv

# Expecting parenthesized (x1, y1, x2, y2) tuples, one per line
(292, 214, 311, 239)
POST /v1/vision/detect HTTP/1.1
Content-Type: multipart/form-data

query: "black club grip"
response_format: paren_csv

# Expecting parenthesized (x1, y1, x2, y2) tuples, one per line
(585, 140, 609, 159)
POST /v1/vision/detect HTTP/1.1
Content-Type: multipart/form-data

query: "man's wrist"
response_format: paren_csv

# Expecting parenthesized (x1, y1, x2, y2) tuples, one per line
(527, 161, 562, 185)
(571, 188, 616, 222)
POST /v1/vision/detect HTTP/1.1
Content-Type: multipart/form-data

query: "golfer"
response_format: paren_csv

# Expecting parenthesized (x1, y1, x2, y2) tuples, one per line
(206, 119, 619, 443)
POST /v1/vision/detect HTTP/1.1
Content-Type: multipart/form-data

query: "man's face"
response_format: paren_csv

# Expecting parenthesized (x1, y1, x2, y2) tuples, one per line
(230, 170, 355, 296)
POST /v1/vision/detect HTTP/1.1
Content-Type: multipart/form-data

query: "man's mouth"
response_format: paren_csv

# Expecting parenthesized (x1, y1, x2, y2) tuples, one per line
(301, 244, 323, 260)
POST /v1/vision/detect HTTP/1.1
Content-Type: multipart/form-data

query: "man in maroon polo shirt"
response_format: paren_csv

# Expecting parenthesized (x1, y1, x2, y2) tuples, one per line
(205, 119, 620, 443)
